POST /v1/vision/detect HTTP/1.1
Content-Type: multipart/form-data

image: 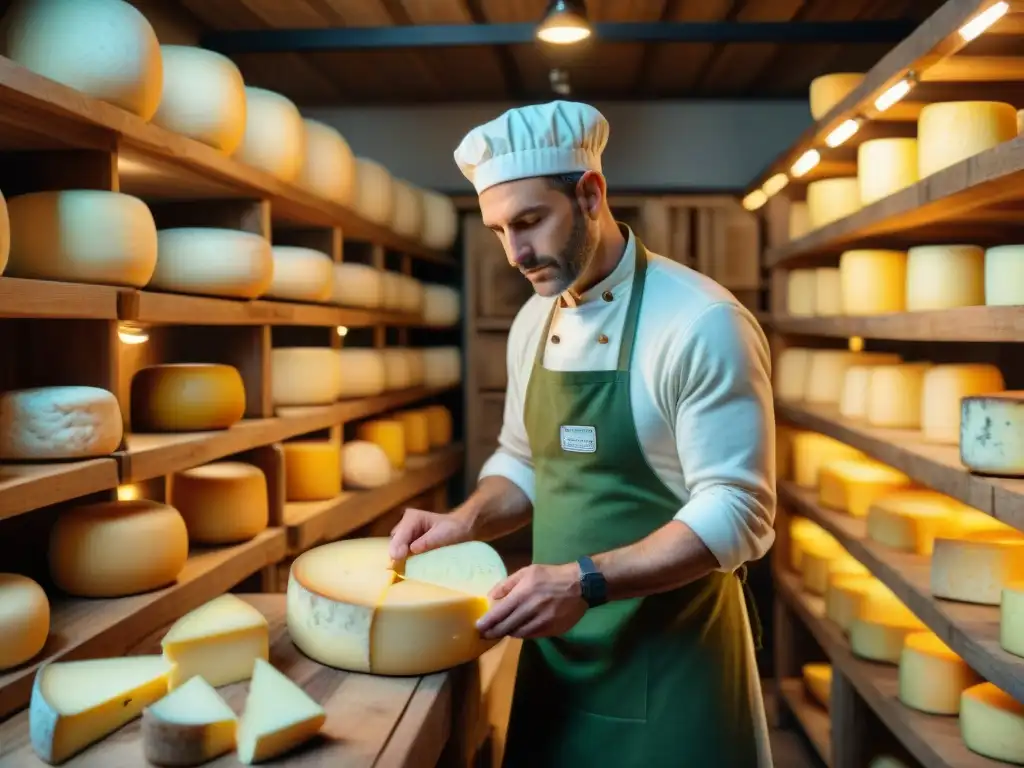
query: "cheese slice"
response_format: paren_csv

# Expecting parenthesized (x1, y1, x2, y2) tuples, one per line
(858, 138, 918, 205)
(825, 574, 895, 634)
(791, 432, 865, 488)
(906, 245, 986, 311)
(921, 364, 1005, 445)
(960, 392, 1024, 476)
(866, 362, 932, 429)
(786, 269, 817, 316)
(142, 675, 237, 766)
(984, 245, 1024, 306)
(818, 458, 912, 518)
(930, 531, 1024, 605)
(237, 658, 326, 764)
(802, 546, 868, 597)
(960, 682, 1024, 764)
(1001, 582, 1024, 659)
(161, 594, 270, 690)
(849, 595, 925, 664)
(802, 663, 831, 710)
(865, 490, 968, 556)
(29, 655, 172, 764)
(917, 101, 1017, 179)
(838, 249, 907, 315)
(898, 630, 979, 715)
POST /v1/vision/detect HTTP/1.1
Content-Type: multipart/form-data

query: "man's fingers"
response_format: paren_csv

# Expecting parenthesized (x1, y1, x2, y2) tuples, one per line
(488, 568, 526, 601)
(477, 581, 528, 636)
(484, 595, 538, 639)
(388, 509, 429, 560)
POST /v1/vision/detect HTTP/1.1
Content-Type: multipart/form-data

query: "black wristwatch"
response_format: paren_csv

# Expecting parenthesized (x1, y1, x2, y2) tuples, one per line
(577, 555, 607, 608)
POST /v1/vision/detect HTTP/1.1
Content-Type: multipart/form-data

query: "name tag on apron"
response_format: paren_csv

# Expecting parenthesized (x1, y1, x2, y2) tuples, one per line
(560, 425, 597, 453)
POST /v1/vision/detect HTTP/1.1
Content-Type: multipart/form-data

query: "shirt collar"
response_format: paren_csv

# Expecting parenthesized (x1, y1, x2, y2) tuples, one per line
(561, 226, 636, 309)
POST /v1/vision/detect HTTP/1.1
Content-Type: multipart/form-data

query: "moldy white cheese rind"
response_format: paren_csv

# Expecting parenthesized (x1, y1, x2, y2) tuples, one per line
(0, 386, 122, 460)
(960, 391, 1024, 476)
(920, 364, 1005, 445)
(0, 573, 49, 671)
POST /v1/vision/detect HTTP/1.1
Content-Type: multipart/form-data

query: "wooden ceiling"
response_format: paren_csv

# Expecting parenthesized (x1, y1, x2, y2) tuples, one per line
(165, 0, 948, 105)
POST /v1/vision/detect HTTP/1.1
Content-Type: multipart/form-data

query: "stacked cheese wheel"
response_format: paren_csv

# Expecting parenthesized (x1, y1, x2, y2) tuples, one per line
(773, 347, 900, 406)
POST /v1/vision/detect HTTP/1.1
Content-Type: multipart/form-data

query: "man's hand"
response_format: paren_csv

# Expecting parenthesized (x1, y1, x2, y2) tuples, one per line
(476, 563, 587, 640)
(388, 507, 474, 562)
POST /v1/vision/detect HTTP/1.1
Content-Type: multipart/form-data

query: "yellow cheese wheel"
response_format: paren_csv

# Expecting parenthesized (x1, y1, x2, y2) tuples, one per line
(960, 683, 1024, 763)
(917, 101, 1016, 179)
(788, 201, 810, 240)
(906, 245, 986, 311)
(130, 364, 246, 432)
(857, 138, 918, 205)
(802, 663, 831, 710)
(0, 572, 49, 671)
(395, 410, 431, 455)
(49, 498, 189, 597)
(774, 348, 812, 402)
(1001, 582, 1024, 658)
(271, 347, 343, 407)
(818, 458, 912, 518)
(865, 490, 970, 556)
(805, 350, 897, 406)
(171, 462, 269, 544)
(236, 87, 305, 182)
(801, 545, 868, 596)
(840, 363, 903, 421)
(813, 267, 842, 316)
(866, 362, 932, 429)
(850, 593, 925, 664)
(356, 419, 406, 469)
(789, 516, 832, 573)
(809, 73, 864, 119)
(921, 364, 1005, 445)
(298, 118, 356, 205)
(422, 405, 453, 448)
(791, 432, 865, 488)
(786, 269, 816, 316)
(984, 245, 1024, 306)
(825, 574, 895, 633)
(839, 249, 907, 315)
(341, 440, 393, 489)
(283, 441, 342, 501)
(806, 177, 860, 229)
(931, 531, 1024, 605)
(898, 631, 979, 715)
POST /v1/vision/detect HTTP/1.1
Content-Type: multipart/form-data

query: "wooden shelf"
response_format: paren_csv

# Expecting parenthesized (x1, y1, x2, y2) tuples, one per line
(476, 317, 514, 332)
(777, 678, 832, 767)
(775, 400, 1024, 529)
(0, 459, 119, 522)
(0, 528, 286, 720)
(780, 481, 1024, 704)
(0, 595, 452, 767)
(775, 568, 1003, 768)
(275, 385, 457, 438)
(0, 277, 120, 320)
(284, 443, 465, 553)
(770, 307, 1024, 343)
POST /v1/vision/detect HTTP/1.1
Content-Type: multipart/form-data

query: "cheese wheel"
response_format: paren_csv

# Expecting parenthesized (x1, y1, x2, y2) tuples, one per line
(423, 347, 462, 388)
(802, 546, 869, 596)
(341, 440, 392, 489)
(786, 269, 816, 316)
(931, 532, 1024, 605)
(0, 386, 122, 460)
(282, 441, 341, 501)
(774, 348, 812, 402)
(171, 461, 269, 544)
(298, 118, 356, 205)
(825, 574, 895, 633)
(791, 432, 865, 488)
(814, 268, 841, 316)
(960, 392, 1024, 476)
(788, 201, 810, 240)
(3, 0, 162, 119)
(131, 364, 246, 432)
(818, 458, 912, 518)
(390, 180, 424, 240)
(235, 87, 304, 182)
(141, 675, 237, 767)
(237, 658, 325, 764)
(866, 490, 971, 556)
(898, 631, 979, 715)
(332, 262, 383, 308)
(918, 101, 1017, 179)
(1001, 582, 1024, 658)
(0, 573, 49, 671)
(422, 283, 461, 327)
(984, 245, 1024, 306)
(809, 73, 864, 119)
(265, 246, 334, 303)
(905, 245, 985, 310)
(338, 348, 387, 398)
(921, 364, 1005, 445)
(395, 410, 431, 455)
(271, 347, 343, 406)
(356, 419, 406, 469)
(49, 499, 188, 597)
(422, 405, 453, 448)
(394, 274, 425, 314)
(789, 517, 833, 573)
(866, 362, 932, 429)
(382, 348, 413, 391)
(806, 177, 860, 229)
(151, 45, 246, 153)
(839, 249, 907, 315)
(960, 683, 1024, 763)
(840, 364, 894, 421)
(806, 350, 898, 405)
(420, 190, 458, 251)
(380, 270, 403, 311)
(354, 158, 394, 226)
(857, 138, 918, 205)
(849, 594, 925, 664)
(150, 228, 273, 299)
(802, 663, 831, 710)
(6, 190, 157, 287)
(404, 348, 426, 388)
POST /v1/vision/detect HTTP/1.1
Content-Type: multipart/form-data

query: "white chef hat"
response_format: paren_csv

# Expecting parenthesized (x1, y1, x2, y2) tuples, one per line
(453, 100, 609, 194)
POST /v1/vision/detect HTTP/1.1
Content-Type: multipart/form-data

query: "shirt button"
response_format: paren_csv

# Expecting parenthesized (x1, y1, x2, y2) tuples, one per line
(602, 290, 613, 302)
(597, 334, 609, 344)
(551, 335, 561, 344)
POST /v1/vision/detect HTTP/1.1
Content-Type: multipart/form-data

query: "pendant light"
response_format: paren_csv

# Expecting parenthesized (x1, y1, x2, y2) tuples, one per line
(536, 0, 592, 45)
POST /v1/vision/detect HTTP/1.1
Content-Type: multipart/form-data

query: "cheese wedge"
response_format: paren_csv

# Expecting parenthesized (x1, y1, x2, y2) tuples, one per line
(898, 631, 979, 715)
(237, 658, 325, 764)
(142, 675, 237, 766)
(29, 655, 172, 764)
(802, 663, 831, 710)
(161, 594, 269, 690)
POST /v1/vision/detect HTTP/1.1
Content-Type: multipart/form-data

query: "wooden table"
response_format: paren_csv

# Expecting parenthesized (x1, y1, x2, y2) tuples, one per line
(0, 595, 453, 767)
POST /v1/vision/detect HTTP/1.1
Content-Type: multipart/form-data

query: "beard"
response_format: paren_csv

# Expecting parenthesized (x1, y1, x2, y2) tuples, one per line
(520, 206, 594, 297)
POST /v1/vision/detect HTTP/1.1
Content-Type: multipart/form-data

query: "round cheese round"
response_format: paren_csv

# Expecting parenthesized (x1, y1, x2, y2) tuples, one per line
(338, 348, 387, 398)
(789, 516, 831, 573)
(866, 362, 932, 429)
(404, 348, 425, 388)
(49, 499, 188, 597)
(6, 190, 157, 287)
(272, 347, 343, 406)
(774, 348, 812, 402)
(341, 441, 392, 489)
(921, 364, 1005, 445)
(849, 594, 925, 664)
(353, 158, 394, 226)
(298, 118, 355, 205)
(422, 284, 460, 327)
(825, 574, 894, 633)
(282, 440, 341, 502)
(235, 87, 305, 182)
(150, 228, 273, 299)
(930, 531, 1024, 605)
(801, 546, 868, 596)
(786, 269, 816, 316)
(420, 191, 458, 251)
(788, 201, 810, 240)
(865, 490, 970, 556)
(960, 392, 1024, 476)
(171, 461, 269, 544)
(396, 274, 425, 315)
(857, 138, 918, 205)
(898, 631, 978, 715)
(131, 364, 246, 432)
(1001, 582, 1024, 658)
(840, 365, 877, 420)
(266, 246, 334, 303)
(395, 410, 430, 455)
(984, 245, 1024, 306)
(0, 385, 122, 460)
(151, 45, 246, 153)
(906, 245, 985, 311)
(809, 73, 864, 119)
(382, 348, 413, 391)
(802, 663, 831, 709)
(805, 350, 860, 405)
(331, 263, 383, 308)
(0, 572, 49, 671)
(814, 268, 841, 316)
(917, 101, 1016, 179)
(356, 419, 406, 469)
(390, 180, 424, 240)
(806, 177, 860, 229)
(423, 347, 462, 389)
(839, 249, 907, 315)
(422, 405, 453, 448)
(960, 683, 1024, 763)
(380, 270, 403, 311)
(791, 432, 865, 489)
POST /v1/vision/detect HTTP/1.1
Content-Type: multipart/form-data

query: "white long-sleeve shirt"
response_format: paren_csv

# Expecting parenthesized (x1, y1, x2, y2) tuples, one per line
(478, 228, 777, 572)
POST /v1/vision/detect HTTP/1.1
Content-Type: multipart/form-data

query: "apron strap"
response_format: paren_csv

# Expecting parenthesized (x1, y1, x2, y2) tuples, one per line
(616, 237, 648, 373)
(736, 565, 763, 652)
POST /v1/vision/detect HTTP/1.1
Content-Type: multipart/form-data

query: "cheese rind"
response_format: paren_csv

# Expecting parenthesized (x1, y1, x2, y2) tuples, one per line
(806, 351, 899, 406)
(282, 441, 341, 501)
(395, 410, 431, 455)
(866, 362, 931, 429)
(898, 631, 978, 715)
(818, 459, 912, 518)
(825, 574, 895, 633)
(906, 245, 986, 311)
(849, 597, 925, 664)
(272, 347, 344, 406)
(131, 364, 246, 432)
(960, 392, 1024, 476)
(930, 533, 1024, 605)
(857, 138, 918, 205)
(298, 118, 355, 205)
(801, 546, 868, 596)
(921, 364, 1005, 445)
(338, 348, 387, 398)
(423, 347, 462, 388)
(237, 658, 325, 765)
(390, 180, 425, 241)
(917, 101, 1017, 178)
(142, 675, 237, 767)
(265, 246, 334, 303)
(1001, 583, 1024, 658)
(332, 263, 383, 308)
(806, 177, 860, 229)
(0, 386, 122, 460)
(236, 87, 305, 182)
(422, 405, 454, 447)
(786, 269, 817, 316)
(171, 462, 269, 544)
(865, 491, 968, 556)
(356, 419, 406, 469)
(420, 191, 458, 250)
(809, 73, 864, 119)
(960, 682, 1024, 764)
(422, 284, 461, 327)
(0, 573, 49, 671)
(774, 348, 812, 402)
(341, 440, 393, 489)
(802, 663, 831, 710)
(382, 348, 413, 391)
(839, 249, 907, 315)
(814, 268, 842, 316)
(984, 245, 1024, 306)
(354, 158, 394, 226)
(150, 228, 273, 299)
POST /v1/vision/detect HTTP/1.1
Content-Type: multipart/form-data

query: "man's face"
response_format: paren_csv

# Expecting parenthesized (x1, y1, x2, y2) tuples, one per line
(479, 176, 597, 297)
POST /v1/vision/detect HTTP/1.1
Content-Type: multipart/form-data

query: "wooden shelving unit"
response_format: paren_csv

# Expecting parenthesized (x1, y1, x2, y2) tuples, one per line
(777, 678, 832, 767)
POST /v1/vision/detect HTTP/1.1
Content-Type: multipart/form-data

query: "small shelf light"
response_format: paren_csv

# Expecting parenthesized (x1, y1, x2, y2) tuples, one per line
(790, 149, 821, 178)
(959, 1, 1009, 42)
(849, 336, 865, 353)
(117, 322, 149, 345)
(742, 189, 768, 211)
(117, 484, 140, 501)
(762, 173, 789, 197)
(874, 73, 916, 113)
(336, 325, 349, 337)
(825, 118, 862, 148)
(536, 0, 592, 45)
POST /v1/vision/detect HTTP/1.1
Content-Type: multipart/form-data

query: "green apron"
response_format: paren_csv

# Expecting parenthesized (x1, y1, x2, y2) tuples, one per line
(501, 236, 761, 768)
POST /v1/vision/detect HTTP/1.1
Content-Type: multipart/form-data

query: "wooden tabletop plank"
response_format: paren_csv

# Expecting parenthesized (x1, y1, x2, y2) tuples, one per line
(777, 678, 832, 768)
(769, 307, 1024, 343)
(0, 458, 119, 522)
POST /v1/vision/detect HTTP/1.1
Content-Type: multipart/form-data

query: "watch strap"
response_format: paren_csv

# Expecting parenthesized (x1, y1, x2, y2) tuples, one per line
(576, 555, 607, 607)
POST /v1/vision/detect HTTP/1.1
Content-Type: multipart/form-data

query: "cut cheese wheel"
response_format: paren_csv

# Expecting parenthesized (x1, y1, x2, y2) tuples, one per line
(0, 385, 122, 460)
(29, 655, 172, 764)
(382, 348, 413, 391)
(4, 0, 162, 119)
(849, 595, 925, 664)
(422, 405, 453, 447)
(422, 283, 461, 327)
(918, 101, 1017, 179)
(390, 180, 424, 240)
(814, 268, 842, 316)
(984, 245, 1024, 306)
(423, 347, 462, 388)
(7, 190, 157, 287)
(786, 269, 816, 316)
(791, 432, 865, 488)
(806, 177, 860, 229)
(788, 201, 810, 240)
(341, 440, 392, 489)
(338, 348, 387, 398)
(818, 458, 912, 518)
(161, 594, 269, 690)
(866, 490, 970, 556)
(802, 663, 831, 710)
(0, 573, 49, 671)
(402, 540, 508, 595)
(809, 73, 864, 119)
(839, 249, 907, 315)
(774, 348, 812, 402)
(866, 362, 932, 429)
(298, 118, 356, 205)
(151, 228, 273, 299)
(170, 461, 269, 545)
(825, 574, 895, 633)
(395, 410, 431, 455)
(332, 262, 383, 308)
(857, 138, 918, 205)
(960, 392, 1024, 476)
(265, 246, 334, 303)
(921, 363, 1005, 445)
(272, 347, 343, 406)
(906, 245, 986, 310)
(282, 440, 341, 501)
(49, 499, 188, 598)
(236, 87, 305, 182)
(131, 363, 246, 432)
(142, 675, 237, 767)
(789, 517, 833, 573)
(1001, 582, 1024, 658)
(801, 546, 868, 596)
(930, 532, 1024, 605)
(898, 631, 978, 715)
(152, 45, 246, 153)
(354, 158, 394, 225)
(960, 682, 1024, 763)
(237, 658, 325, 765)
(356, 419, 406, 469)
(420, 190, 458, 251)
